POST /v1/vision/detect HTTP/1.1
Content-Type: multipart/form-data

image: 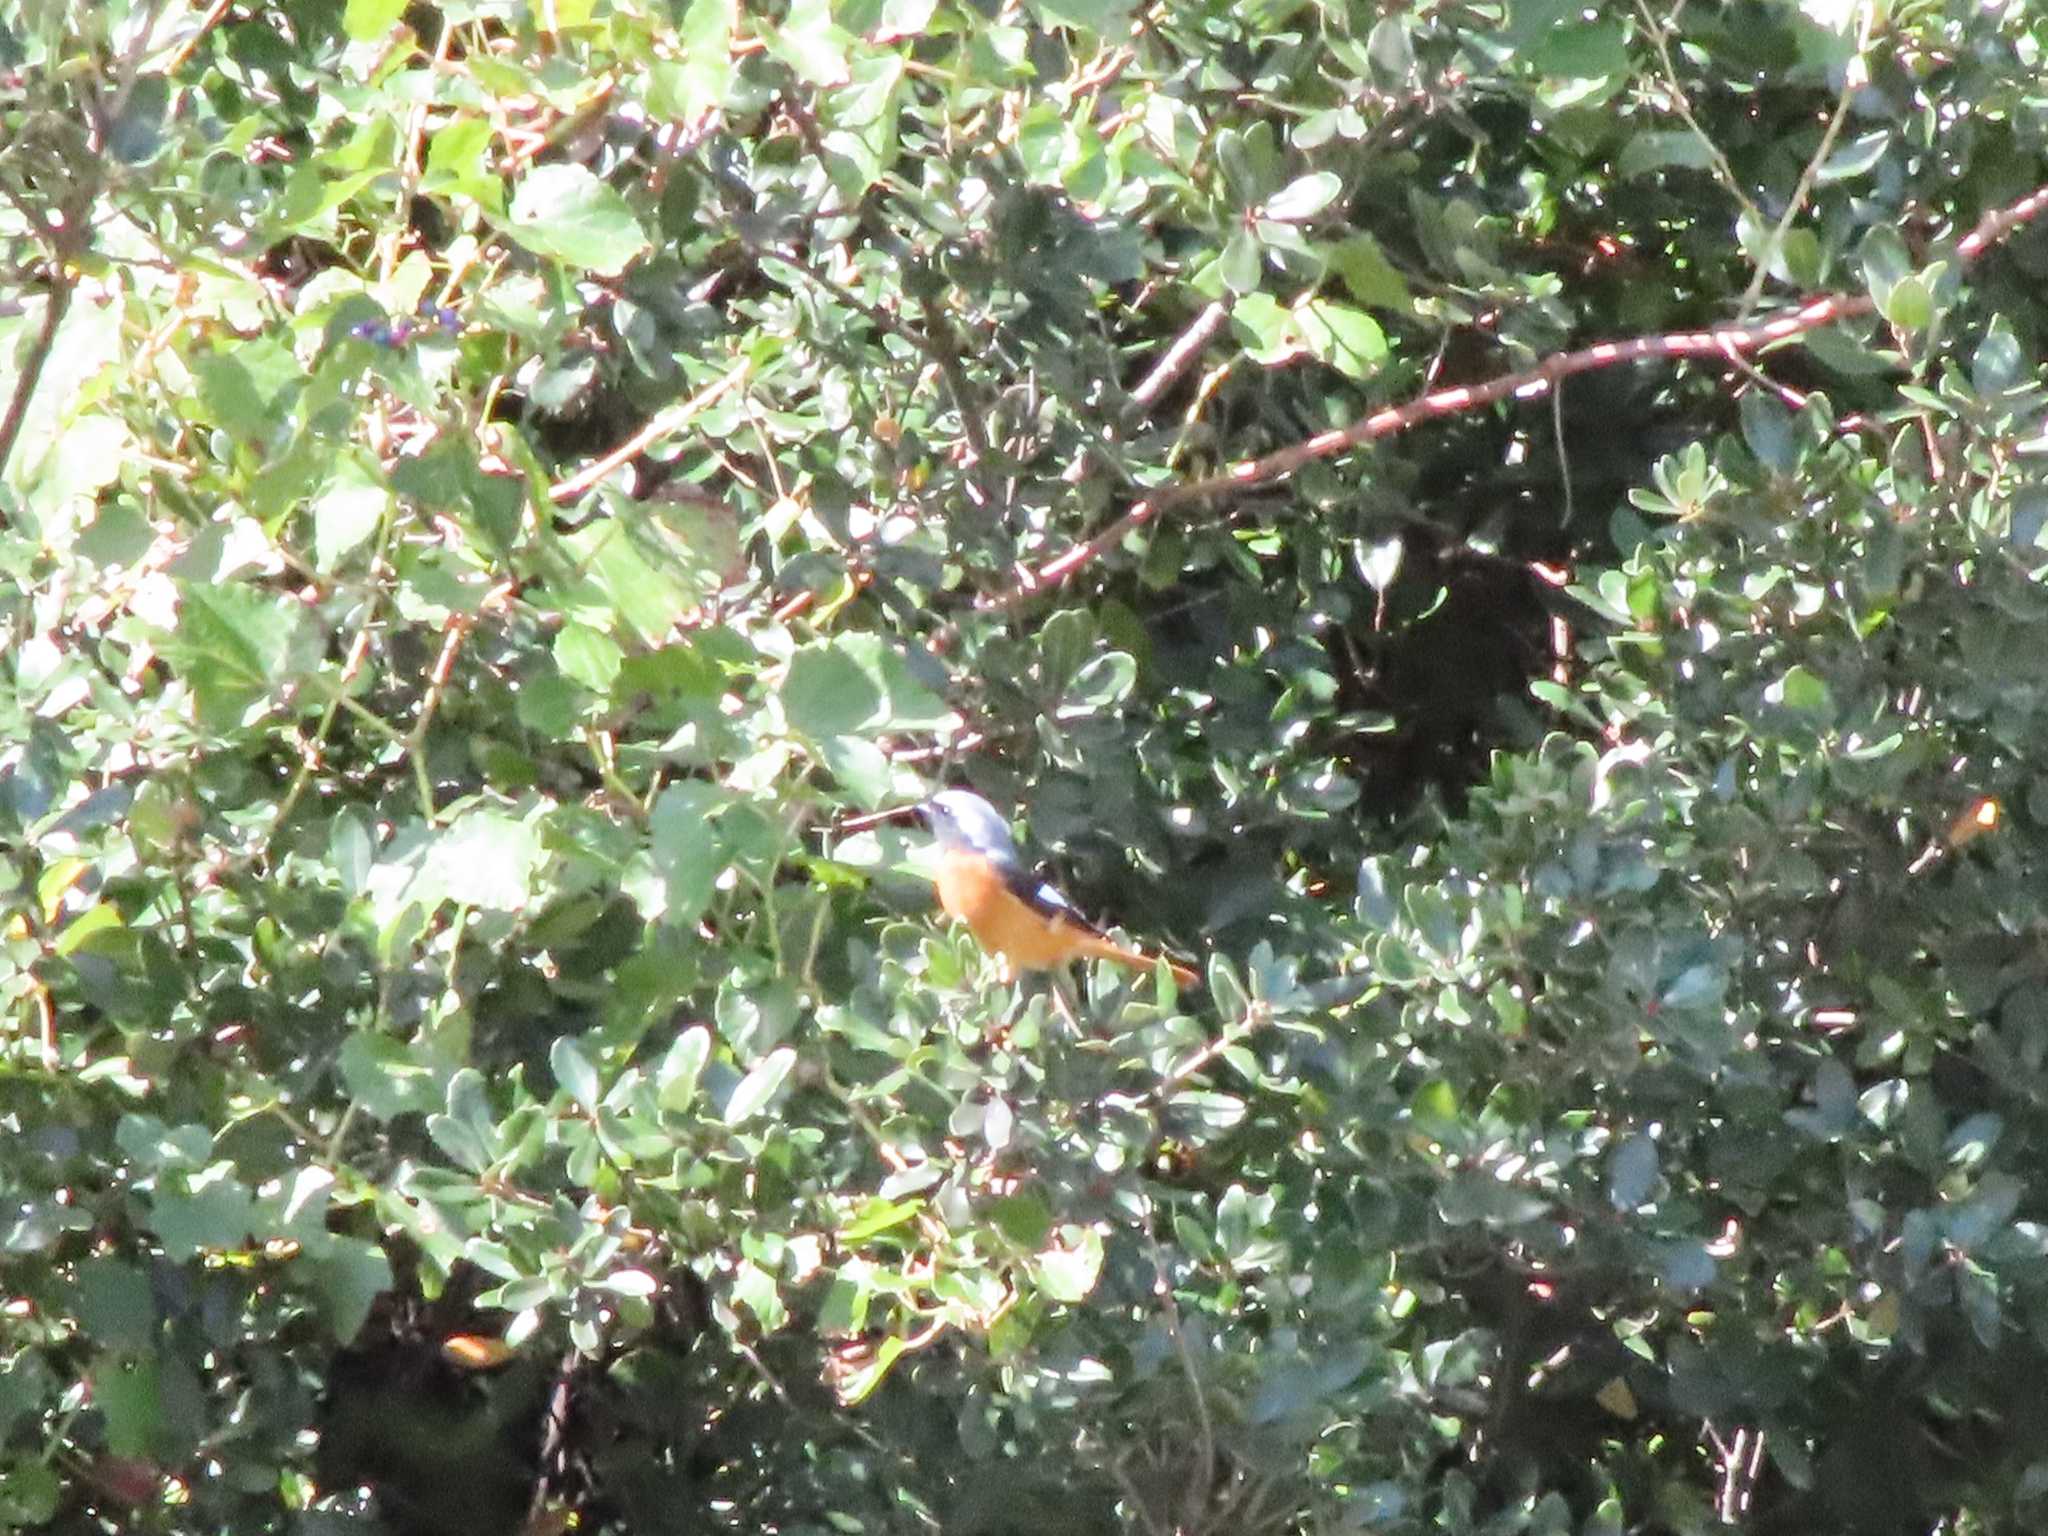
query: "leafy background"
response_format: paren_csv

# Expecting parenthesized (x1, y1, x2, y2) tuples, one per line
(4, 0, 2048, 1532)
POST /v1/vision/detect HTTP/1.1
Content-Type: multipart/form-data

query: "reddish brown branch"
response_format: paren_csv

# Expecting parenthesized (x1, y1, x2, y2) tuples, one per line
(953, 182, 2048, 636)
(0, 280, 69, 486)
(1125, 301, 1228, 418)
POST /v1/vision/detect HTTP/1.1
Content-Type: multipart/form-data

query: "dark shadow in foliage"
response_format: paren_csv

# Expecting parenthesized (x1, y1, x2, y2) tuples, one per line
(314, 1242, 713, 1535)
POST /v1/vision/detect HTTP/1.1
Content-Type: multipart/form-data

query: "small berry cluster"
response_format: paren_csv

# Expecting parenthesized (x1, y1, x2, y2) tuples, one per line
(350, 306, 464, 347)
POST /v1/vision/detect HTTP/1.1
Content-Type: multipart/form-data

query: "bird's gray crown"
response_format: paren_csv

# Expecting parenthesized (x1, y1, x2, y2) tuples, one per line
(921, 790, 1020, 863)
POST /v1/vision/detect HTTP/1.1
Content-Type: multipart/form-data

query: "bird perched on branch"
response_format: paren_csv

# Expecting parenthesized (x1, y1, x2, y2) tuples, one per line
(913, 790, 1198, 988)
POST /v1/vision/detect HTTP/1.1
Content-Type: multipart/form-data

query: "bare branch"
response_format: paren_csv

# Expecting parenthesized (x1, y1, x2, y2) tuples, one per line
(1125, 301, 1229, 418)
(1735, 4, 1873, 316)
(1631, 0, 1759, 226)
(548, 358, 752, 505)
(0, 279, 72, 486)
(943, 180, 2048, 641)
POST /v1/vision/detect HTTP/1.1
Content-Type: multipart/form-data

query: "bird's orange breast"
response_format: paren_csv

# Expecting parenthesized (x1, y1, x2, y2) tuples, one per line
(933, 849, 1087, 972)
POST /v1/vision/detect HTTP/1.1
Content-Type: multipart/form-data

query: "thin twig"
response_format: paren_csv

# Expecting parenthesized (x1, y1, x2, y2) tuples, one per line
(97, 0, 171, 142)
(1736, 4, 1874, 316)
(1631, 0, 1758, 224)
(32, 978, 58, 1071)
(526, 1351, 580, 1527)
(1713, 336, 1872, 433)
(378, 19, 458, 284)
(759, 246, 996, 474)
(548, 358, 751, 504)
(1125, 301, 1228, 417)
(0, 279, 71, 484)
(943, 180, 2048, 640)
(164, 0, 235, 74)
(1149, 1003, 1273, 1105)
(257, 620, 378, 864)
(1151, 1246, 1216, 1533)
(1108, 1446, 1169, 1536)
(402, 582, 513, 824)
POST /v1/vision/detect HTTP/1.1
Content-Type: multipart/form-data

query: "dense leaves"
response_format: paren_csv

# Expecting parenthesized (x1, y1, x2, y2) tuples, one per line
(4, 0, 2048, 1532)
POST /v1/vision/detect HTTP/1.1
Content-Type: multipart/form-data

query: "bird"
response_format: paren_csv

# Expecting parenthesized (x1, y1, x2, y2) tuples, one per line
(915, 790, 1198, 988)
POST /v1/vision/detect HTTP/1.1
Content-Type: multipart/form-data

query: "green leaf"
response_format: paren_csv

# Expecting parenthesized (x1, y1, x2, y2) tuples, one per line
(1739, 390, 1796, 472)
(1354, 860, 1400, 933)
(840, 1196, 924, 1241)
(427, 1069, 498, 1171)
(420, 811, 545, 913)
(422, 115, 500, 204)
(782, 642, 884, 737)
(1028, 0, 1134, 32)
(1973, 316, 2025, 396)
(819, 734, 892, 805)
(758, 0, 854, 85)
(162, 581, 319, 734)
(782, 634, 950, 737)
(1607, 1133, 1658, 1210)
(552, 1036, 602, 1111)
(342, 0, 407, 39)
(301, 1235, 395, 1342)
(1327, 233, 1411, 310)
(1067, 651, 1136, 709)
(150, 1172, 256, 1260)
(1295, 298, 1387, 379)
(1661, 1242, 1717, 1292)
(991, 1191, 1053, 1249)
(0, 1462, 61, 1526)
(834, 1334, 903, 1404)
(1660, 963, 1725, 1011)
(107, 76, 170, 164)
(649, 783, 725, 926)
(425, 1109, 492, 1173)
(53, 902, 124, 957)
(723, 1046, 796, 1125)
(1354, 535, 1403, 592)
(1881, 273, 1933, 332)
(1437, 1170, 1551, 1226)
(1264, 172, 1342, 222)
(1858, 223, 1914, 305)
(74, 1263, 156, 1350)
(1367, 16, 1416, 81)
(1527, 19, 1629, 79)
(554, 622, 625, 692)
(1219, 227, 1263, 295)
(312, 456, 388, 571)
(94, 1357, 162, 1457)
(338, 1032, 443, 1120)
(1773, 665, 1833, 716)
(1617, 131, 1717, 180)
(1232, 292, 1300, 364)
(192, 336, 301, 442)
(505, 164, 651, 275)
(650, 0, 738, 119)
(657, 1025, 712, 1111)
(1033, 1225, 1103, 1302)
(1817, 129, 1891, 184)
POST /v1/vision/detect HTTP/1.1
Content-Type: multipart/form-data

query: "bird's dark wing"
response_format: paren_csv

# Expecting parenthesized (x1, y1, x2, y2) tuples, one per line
(999, 861, 1109, 937)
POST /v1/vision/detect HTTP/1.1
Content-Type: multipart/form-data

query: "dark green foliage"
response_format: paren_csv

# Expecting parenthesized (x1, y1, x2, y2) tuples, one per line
(3, 0, 2048, 1531)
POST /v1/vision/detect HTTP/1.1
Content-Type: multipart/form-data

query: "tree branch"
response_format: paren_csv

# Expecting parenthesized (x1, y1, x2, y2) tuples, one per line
(0, 277, 72, 486)
(547, 357, 751, 505)
(947, 181, 2048, 640)
(1124, 300, 1229, 418)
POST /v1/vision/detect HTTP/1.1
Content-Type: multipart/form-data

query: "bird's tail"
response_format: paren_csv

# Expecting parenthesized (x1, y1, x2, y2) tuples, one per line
(1080, 934, 1200, 988)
